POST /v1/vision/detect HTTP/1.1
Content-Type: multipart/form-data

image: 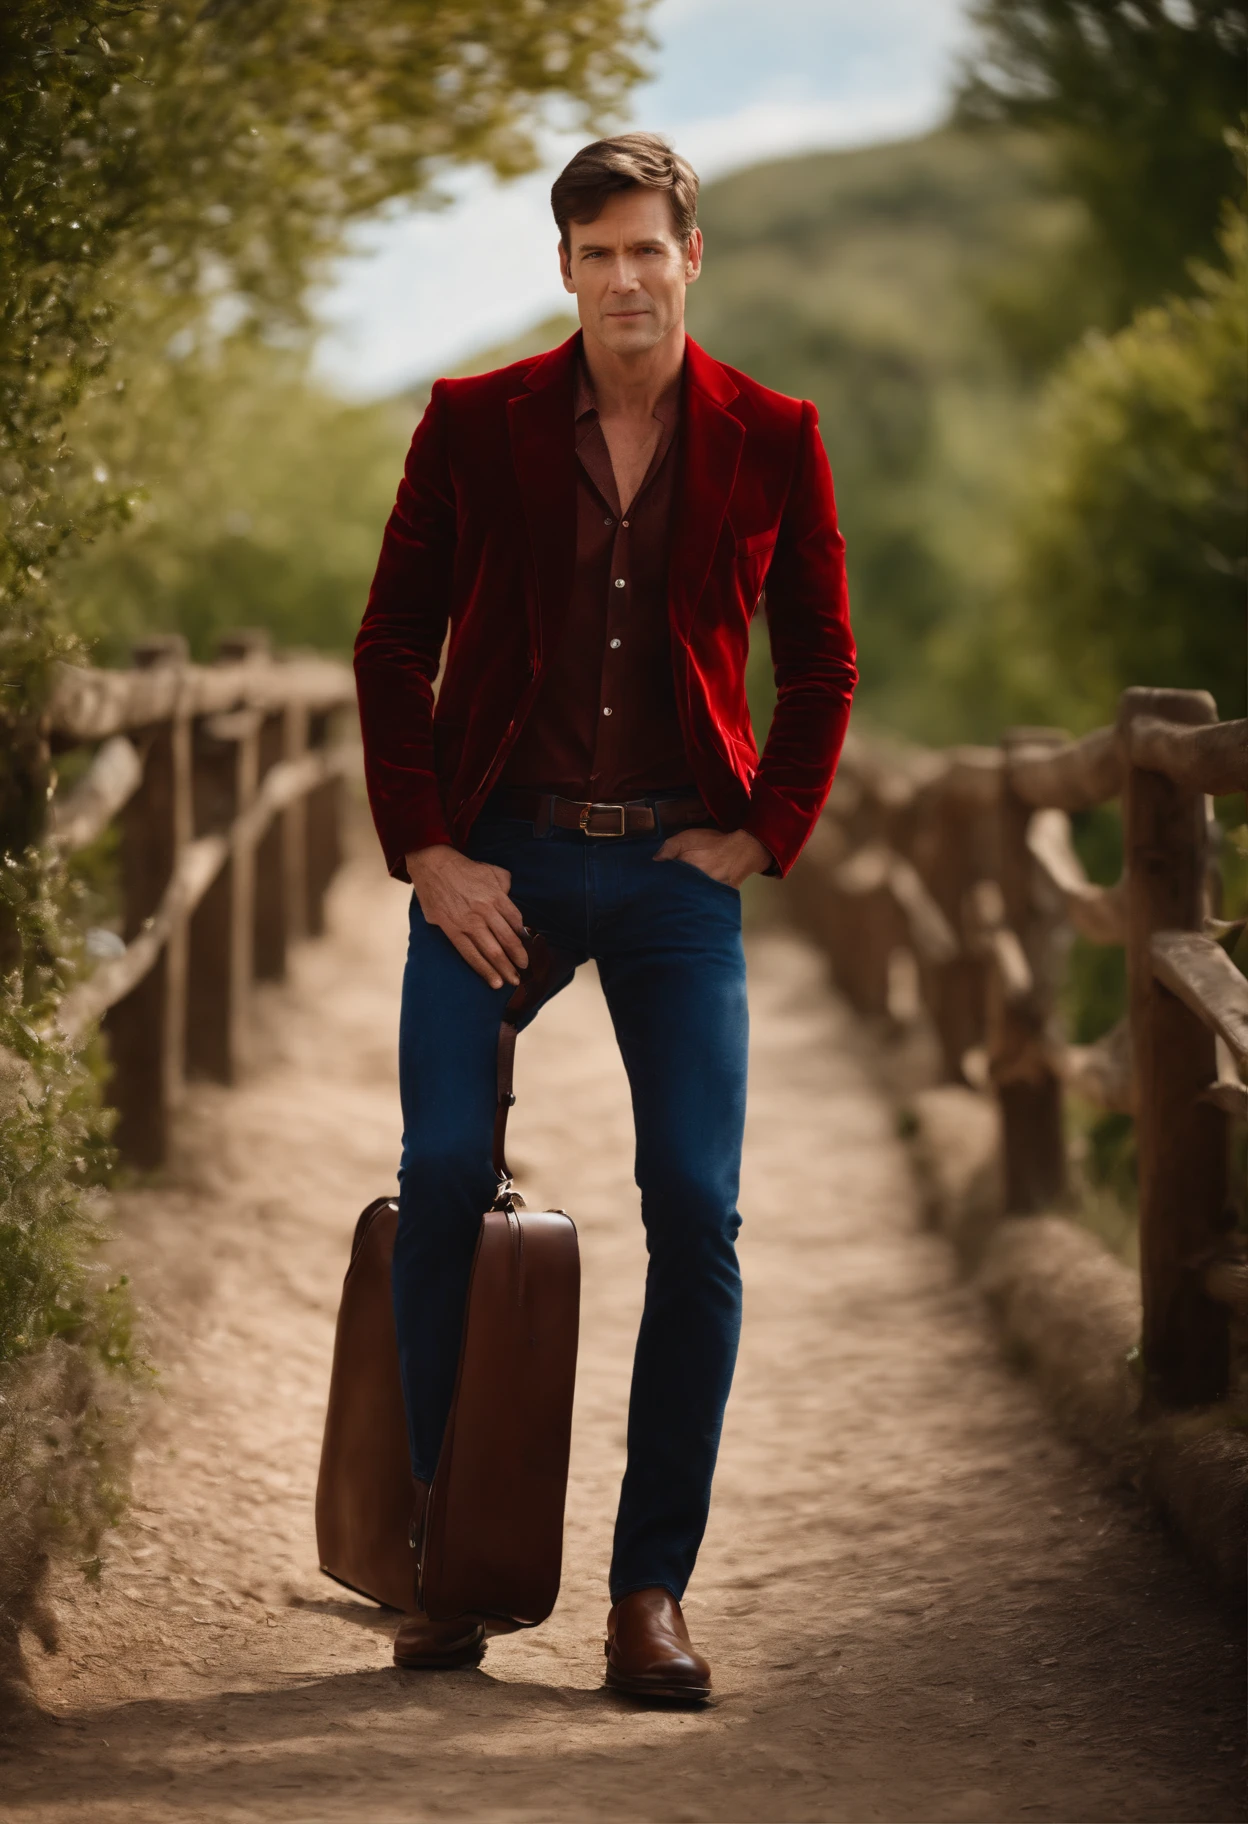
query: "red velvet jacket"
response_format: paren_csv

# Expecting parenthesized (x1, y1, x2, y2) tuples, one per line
(354, 332, 856, 879)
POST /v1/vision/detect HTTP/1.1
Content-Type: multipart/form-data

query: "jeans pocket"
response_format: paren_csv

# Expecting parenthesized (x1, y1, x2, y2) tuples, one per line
(668, 855, 741, 898)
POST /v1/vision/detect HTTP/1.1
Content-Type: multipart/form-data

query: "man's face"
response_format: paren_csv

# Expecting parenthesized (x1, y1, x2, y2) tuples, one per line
(559, 188, 702, 357)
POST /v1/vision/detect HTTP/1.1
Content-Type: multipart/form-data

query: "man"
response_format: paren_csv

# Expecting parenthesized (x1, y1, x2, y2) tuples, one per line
(354, 132, 855, 1701)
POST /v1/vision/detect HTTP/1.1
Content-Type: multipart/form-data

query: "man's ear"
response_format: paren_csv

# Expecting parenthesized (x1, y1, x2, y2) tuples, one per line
(559, 239, 575, 294)
(684, 227, 704, 285)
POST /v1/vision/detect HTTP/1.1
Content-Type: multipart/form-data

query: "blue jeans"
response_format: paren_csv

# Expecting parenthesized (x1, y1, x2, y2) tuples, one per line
(393, 801, 749, 1603)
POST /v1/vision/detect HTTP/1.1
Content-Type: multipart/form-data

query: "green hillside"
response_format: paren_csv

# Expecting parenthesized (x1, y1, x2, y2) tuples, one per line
(691, 127, 1065, 368)
(686, 127, 1071, 741)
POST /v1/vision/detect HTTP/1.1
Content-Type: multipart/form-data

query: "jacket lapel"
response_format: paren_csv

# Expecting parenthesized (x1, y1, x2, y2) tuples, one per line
(669, 338, 744, 638)
(507, 335, 580, 661)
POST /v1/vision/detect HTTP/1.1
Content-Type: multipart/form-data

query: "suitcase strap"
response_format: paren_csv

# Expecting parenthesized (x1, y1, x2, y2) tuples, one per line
(493, 1019, 518, 1187)
(491, 930, 578, 1199)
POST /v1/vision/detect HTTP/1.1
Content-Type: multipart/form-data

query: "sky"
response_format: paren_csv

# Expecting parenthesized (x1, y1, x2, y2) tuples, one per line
(312, 0, 973, 399)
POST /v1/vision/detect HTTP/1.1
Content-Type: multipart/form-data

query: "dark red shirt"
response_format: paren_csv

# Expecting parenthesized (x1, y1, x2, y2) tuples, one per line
(500, 362, 691, 800)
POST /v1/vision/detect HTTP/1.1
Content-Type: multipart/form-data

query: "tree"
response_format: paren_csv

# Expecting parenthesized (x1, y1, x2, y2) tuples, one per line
(1014, 205, 1248, 726)
(958, 1, 1247, 326)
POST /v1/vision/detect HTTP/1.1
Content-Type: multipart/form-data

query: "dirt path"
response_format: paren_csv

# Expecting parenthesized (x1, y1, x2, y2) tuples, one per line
(4, 840, 1242, 1822)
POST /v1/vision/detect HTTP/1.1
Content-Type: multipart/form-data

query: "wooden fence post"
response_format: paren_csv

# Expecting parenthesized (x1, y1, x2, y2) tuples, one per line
(814, 766, 896, 1016)
(282, 701, 310, 947)
(215, 631, 290, 983)
(305, 708, 343, 937)
(911, 778, 991, 1082)
(1120, 685, 1229, 1407)
(104, 636, 191, 1167)
(186, 710, 259, 1084)
(994, 729, 1069, 1213)
(252, 709, 288, 981)
(827, 844, 906, 1019)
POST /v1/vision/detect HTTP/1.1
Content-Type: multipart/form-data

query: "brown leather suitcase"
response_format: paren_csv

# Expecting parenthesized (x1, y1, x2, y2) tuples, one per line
(315, 1194, 416, 1611)
(316, 934, 579, 1628)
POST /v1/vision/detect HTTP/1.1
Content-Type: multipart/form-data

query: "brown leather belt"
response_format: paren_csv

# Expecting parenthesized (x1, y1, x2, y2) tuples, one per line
(492, 789, 713, 839)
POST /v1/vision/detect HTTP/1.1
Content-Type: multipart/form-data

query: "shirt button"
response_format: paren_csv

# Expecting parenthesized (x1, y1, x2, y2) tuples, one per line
(614, 577, 625, 588)
(609, 638, 621, 649)
(622, 519, 630, 528)
(602, 706, 613, 717)
(603, 517, 612, 526)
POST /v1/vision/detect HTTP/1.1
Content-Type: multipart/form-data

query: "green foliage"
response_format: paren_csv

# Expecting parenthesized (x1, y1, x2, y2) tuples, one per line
(958, 0, 1247, 325)
(0, 846, 139, 1706)
(0, 849, 123, 1373)
(1005, 209, 1248, 729)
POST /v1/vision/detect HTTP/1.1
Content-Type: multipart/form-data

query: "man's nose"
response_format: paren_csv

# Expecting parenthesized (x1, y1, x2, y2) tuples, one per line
(608, 258, 641, 291)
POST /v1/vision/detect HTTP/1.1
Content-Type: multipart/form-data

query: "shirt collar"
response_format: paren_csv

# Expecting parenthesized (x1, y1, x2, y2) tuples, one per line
(574, 358, 595, 423)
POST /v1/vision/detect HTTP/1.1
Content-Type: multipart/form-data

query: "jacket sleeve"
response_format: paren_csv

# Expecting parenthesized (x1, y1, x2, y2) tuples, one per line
(741, 400, 857, 876)
(353, 382, 458, 880)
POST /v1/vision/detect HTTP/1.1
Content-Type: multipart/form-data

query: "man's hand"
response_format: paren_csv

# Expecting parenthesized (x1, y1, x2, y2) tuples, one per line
(654, 827, 772, 887)
(406, 844, 528, 988)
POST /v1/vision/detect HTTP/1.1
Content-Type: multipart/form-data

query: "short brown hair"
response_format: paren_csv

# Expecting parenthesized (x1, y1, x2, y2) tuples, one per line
(551, 133, 700, 249)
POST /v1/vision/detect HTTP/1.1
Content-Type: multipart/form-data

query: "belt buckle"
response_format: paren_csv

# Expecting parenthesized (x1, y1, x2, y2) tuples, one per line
(578, 800, 627, 837)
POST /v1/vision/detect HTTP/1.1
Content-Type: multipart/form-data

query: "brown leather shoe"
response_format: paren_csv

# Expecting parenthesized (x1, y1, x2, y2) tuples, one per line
(604, 1588, 711, 1703)
(393, 1606, 486, 1670)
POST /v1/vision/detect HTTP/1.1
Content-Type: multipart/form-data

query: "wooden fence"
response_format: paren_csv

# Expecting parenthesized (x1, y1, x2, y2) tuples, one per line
(46, 632, 356, 1169)
(789, 686, 1248, 1411)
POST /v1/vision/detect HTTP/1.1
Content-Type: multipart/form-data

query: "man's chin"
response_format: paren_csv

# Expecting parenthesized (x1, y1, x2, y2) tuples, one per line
(594, 317, 667, 355)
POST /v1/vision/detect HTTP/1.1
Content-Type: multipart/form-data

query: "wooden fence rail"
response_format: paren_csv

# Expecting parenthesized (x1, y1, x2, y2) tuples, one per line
(789, 685, 1248, 1411)
(46, 631, 356, 1168)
